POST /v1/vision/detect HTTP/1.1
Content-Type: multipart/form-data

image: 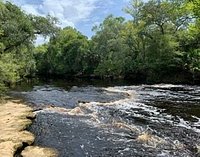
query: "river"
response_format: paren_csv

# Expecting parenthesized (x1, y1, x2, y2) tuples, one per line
(10, 79, 200, 157)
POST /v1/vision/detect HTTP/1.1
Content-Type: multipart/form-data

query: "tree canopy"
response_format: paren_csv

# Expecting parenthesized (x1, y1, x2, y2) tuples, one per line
(0, 1, 58, 94)
(0, 0, 200, 94)
(34, 0, 200, 83)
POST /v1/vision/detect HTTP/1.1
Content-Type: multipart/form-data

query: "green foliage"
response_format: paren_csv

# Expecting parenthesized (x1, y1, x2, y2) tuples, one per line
(0, 53, 20, 83)
(0, 2, 58, 53)
(0, 53, 20, 95)
(92, 15, 127, 77)
(34, 44, 49, 74)
(1, 0, 199, 87)
(34, 0, 199, 84)
(35, 27, 91, 76)
(184, 49, 200, 72)
(30, 15, 59, 38)
(0, 1, 58, 94)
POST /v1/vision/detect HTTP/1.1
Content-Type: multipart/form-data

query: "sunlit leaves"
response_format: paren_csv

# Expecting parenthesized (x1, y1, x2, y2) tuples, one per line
(0, 1, 58, 94)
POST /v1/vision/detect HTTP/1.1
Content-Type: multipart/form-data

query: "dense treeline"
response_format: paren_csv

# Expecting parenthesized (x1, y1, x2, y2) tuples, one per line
(0, 1, 57, 94)
(0, 0, 200, 94)
(35, 0, 200, 83)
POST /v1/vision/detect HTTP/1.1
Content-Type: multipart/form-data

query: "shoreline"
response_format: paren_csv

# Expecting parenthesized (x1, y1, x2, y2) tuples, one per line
(0, 99, 58, 157)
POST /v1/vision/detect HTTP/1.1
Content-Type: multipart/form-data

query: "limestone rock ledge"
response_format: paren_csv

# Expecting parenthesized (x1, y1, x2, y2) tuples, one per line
(0, 101, 58, 157)
(0, 141, 22, 157)
(22, 146, 58, 157)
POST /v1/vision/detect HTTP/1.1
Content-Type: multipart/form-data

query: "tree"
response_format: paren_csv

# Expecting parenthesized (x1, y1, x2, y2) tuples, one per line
(123, 0, 197, 82)
(92, 15, 127, 77)
(0, 2, 58, 53)
(31, 0, 200, 84)
(0, 1, 58, 94)
(35, 27, 91, 76)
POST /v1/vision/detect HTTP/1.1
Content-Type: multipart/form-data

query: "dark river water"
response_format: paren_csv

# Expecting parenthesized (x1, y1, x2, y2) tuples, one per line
(10, 79, 200, 157)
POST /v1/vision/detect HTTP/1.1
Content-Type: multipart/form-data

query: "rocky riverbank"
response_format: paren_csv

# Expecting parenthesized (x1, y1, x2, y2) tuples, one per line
(0, 100, 58, 157)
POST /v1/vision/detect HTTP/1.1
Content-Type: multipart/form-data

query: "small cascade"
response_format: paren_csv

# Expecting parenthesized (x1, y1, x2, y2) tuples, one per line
(10, 83, 200, 157)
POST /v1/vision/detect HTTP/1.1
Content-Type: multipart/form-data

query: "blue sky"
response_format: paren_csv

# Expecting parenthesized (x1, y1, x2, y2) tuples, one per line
(9, 0, 132, 39)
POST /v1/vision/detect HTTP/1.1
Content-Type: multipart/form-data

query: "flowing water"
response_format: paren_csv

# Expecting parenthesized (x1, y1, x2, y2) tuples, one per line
(10, 80, 200, 157)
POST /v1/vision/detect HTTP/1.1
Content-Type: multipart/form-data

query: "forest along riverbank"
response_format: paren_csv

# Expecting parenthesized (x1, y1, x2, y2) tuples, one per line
(11, 83, 200, 157)
(0, 100, 58, 157)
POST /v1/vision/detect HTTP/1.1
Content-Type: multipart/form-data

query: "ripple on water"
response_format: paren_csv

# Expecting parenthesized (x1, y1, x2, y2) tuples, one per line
(11, 84, 200, 157)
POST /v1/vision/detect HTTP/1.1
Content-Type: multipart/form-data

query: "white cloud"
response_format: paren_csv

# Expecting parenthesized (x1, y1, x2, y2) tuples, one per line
(21, 4, 41, 16)
(9, 0, 98, 28)
(8, 0, 126, 44)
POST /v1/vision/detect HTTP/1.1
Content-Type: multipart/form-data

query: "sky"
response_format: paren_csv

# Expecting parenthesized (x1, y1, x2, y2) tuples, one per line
(8, 0, 132, 44)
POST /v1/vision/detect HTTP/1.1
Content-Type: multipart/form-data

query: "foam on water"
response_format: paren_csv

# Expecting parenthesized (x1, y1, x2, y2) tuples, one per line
(11, 84, 200, 156)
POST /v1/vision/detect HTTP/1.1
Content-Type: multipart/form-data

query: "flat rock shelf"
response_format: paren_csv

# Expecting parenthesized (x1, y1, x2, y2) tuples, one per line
(0, 100, 58, 157)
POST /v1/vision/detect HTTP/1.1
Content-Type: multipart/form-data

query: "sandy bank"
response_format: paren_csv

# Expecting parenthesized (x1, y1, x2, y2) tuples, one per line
(0, 101, 58, 157)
